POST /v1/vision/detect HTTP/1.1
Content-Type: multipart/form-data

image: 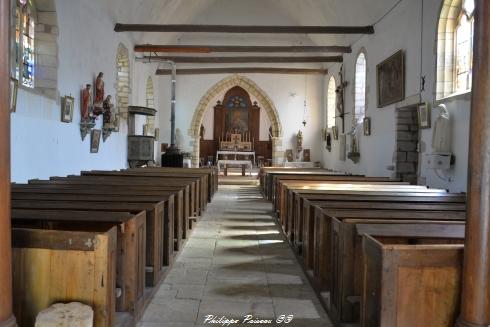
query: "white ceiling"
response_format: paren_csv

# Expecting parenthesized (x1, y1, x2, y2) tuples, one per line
(97, 0, 401, 47)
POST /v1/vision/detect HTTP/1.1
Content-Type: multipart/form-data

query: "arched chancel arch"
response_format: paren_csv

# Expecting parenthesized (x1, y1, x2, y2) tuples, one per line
(188, 74, 283, 167)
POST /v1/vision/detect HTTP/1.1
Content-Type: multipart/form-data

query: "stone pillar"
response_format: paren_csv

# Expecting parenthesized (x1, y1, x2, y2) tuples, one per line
(0, 0, 15, 325)
(456, 1, 490, 326)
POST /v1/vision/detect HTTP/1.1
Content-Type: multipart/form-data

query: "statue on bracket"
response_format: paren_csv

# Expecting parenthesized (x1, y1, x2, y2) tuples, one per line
(102, 95, 116, 142)
(80, 84, 95, 141)
(93, 72, 104, 116)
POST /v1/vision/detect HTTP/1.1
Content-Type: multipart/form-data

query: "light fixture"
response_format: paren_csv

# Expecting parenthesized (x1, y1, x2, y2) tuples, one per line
(302, 75, 308, 127)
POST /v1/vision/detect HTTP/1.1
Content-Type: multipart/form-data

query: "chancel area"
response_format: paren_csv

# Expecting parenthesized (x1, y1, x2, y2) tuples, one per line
(0, 0, 489, 326)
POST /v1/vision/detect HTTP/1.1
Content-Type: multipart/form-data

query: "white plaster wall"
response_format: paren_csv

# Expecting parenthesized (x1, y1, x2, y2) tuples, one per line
(322, 0, 470, 192)
(156, 74, 324, 163)
(11, 0, 147, 182)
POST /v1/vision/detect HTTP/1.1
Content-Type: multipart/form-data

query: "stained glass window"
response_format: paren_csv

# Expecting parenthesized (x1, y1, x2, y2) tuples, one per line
(354, 52, 367, 124)
(327, 77, 336, 128)
(15, 1, 35, 88)
(454, 0, 474, 94)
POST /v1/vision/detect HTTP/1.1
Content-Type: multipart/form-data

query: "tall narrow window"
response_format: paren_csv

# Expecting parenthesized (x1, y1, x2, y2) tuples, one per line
(436, 0, 475, 99)
(354, 52, 366, 124)
(327, 77, 336, 128)
(454, 0, 474, 93)
(15, 1, 35, 88)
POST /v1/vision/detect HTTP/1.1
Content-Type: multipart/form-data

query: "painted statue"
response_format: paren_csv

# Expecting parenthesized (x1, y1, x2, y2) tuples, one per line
(93, 72, 104, 116)
(103, 95, 115, 125)
(81, 84, 92, 120)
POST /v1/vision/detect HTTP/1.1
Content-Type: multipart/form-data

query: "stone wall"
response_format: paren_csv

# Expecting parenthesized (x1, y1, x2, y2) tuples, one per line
(395, 107, 419, 184)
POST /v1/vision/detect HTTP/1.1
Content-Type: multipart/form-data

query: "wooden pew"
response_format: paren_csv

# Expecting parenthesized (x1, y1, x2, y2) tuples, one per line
(20, 180, 187, 249)
(325, 215, 465, 324)
(361, 229, 464, 327)
(295, 192, 466, 261)
(45, 175, 196, 222)
(11, 225, 118, 326)
(123, 166, 218, 201)
(80, 171, 207, 215)
(282, 185, 454, 238)
(10, 190, 174, 287)
(10, 202, 149, 319)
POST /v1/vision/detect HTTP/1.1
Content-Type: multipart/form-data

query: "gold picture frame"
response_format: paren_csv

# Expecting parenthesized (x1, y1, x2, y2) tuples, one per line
(61, 95, 75, 123)
(10, 77, 18, 113)
(90, 129, 101, 153)
(332, 126, 339, 140)
(363, 117, 371, 136)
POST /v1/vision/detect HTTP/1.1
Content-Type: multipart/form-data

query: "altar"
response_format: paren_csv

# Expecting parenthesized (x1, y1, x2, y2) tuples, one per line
(216, 133, 255, 175)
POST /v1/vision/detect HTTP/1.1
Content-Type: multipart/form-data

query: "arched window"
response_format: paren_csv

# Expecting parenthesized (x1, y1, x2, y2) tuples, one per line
(354, 52, 367, 124)
(15, 0, 36, 88)
(327, 76, 336, 128)
(436, 0, 475, 99)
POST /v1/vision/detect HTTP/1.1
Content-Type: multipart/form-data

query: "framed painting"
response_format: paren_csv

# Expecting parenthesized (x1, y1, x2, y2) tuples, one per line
(285, 149, 294, 162)
(61, 95, 75, 123)
(418, 103, 431, 129)
(363, 117, 371, 136)
(90, 129, 101, 153)
(10, 77, 18, 113)
(377, 50, 405, 108)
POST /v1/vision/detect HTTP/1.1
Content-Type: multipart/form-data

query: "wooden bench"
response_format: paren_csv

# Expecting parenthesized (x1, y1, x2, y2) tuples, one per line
(81, 171, 208, 215)
(11, 191, 174, 287)
(12, 208, 146, 317)
(326, 216, 465, 324)
(12, 225, 117, 327)
(20, 180, 187, 249)
(361, 230, 464, 327)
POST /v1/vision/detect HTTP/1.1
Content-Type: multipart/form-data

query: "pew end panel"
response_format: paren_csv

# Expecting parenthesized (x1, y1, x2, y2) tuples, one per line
(12, 227, 117, 327)
(361, 234, 464, 327)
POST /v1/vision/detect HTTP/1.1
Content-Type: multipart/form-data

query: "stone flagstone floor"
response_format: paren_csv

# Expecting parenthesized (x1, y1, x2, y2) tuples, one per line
(138, 184, 332, 327)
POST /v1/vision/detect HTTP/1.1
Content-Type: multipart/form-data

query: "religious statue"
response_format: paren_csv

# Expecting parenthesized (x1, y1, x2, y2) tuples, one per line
(102, 95, 115, 126)
(93, 72, 104, 116)
(81, 84, 92, 121)
(296, 130, 303, 149)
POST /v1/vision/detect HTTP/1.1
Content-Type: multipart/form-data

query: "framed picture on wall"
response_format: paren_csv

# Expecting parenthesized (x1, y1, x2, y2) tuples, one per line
(285, 149, 294, 162)
(10, 77, 18, 113)
(418, 103, 431, 129)
(61, 95, 75, 123)
(377, 50, 405, 108)
(332, 126, 339, 140)
(90, 129, 101, 153)
(303, 149, 311, 162)
(363, 117, 371, 136)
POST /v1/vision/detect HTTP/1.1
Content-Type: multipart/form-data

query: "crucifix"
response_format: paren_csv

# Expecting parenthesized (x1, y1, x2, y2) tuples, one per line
(335, 65, 349, 133)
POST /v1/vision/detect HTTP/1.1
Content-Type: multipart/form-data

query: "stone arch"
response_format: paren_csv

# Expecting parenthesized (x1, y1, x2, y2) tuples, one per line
(116, 43, 130, 120)
(145, 76, 155, 135)
(188, 74, 283, 167)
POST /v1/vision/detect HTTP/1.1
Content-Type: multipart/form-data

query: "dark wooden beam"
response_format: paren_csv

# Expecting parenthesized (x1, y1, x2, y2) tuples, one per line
(134, 45, 352, 54)
(115, 24, 374, 34)
(156, 67, 328, 75)
(457, 1, 490, 327)
(0, 0, 15, 326)
(141, 56, 342, 63)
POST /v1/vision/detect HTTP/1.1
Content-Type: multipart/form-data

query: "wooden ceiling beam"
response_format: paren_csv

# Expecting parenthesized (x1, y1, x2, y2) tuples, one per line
(139, 56, 342, 63)
(134, 45, 352, 53)
(115, 24, 374, 34)
(155, 67, 328, 75)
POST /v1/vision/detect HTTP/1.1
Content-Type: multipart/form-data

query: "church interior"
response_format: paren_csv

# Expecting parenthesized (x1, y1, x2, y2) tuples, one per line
(0, 0, 489, 326)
